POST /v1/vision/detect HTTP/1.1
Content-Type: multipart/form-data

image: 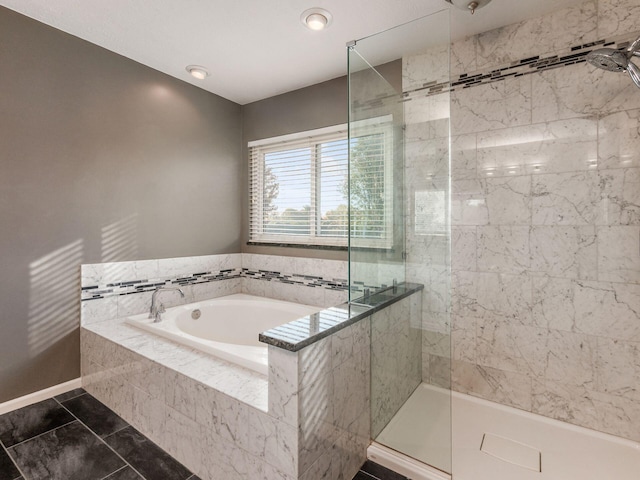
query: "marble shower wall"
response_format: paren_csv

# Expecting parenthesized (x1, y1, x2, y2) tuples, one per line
(370, 294, 422, 438)
(402, 43, 452, 389)
(415, 0, 640, 441)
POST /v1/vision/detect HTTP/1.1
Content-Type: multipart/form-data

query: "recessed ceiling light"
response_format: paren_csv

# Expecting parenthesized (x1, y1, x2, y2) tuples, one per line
(301, 8, 332, 31)
(186, 65, 210, 80)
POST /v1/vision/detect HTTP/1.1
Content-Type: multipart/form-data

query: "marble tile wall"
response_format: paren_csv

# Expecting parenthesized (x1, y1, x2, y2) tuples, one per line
(81, 282, 371, 479)
(241, 254, 348, 309)
(370, 294, 423, 438)
(270, 314, 371, 480)
(81, 253, 348, 325)
(81, 325, 296, 479)
(402, 44, 452, 390)
(408, 0, 640, 441)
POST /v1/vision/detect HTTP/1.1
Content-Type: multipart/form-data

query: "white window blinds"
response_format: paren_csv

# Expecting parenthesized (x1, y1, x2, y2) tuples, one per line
(249, 121, 392, 248)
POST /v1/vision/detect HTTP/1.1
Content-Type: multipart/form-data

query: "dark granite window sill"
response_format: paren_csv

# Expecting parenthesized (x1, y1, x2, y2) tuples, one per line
(247, 241, 348, 251)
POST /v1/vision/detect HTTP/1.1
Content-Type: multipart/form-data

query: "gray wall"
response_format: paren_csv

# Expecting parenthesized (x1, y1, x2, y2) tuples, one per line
(240, 60, 401, 261)
(0, 7, 242, 402)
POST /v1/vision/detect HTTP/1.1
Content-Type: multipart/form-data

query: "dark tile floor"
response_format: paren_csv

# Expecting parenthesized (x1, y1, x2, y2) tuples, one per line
(353, 460, 409, 480)
(0, 389, 198, 480)
(0, 388, 404, 480)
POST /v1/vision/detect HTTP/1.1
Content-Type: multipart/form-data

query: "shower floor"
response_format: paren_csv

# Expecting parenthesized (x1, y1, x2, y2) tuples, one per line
(375, 384, 451, 474)
(370, 384, 640, 480)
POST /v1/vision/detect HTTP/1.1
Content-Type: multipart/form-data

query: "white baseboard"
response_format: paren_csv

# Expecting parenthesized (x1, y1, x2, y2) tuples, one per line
(0, 378, 82, 415)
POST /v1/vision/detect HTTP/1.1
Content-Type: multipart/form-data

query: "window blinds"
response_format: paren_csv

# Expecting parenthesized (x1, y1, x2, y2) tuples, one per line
(248, 122, 392, 247)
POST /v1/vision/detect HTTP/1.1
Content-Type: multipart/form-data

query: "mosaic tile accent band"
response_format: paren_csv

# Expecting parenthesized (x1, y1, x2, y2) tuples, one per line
(428, 33, 637, 97)
(81, 267, 349, 301)
(353, 31, 639, 110)
(242, 268, 349, 290)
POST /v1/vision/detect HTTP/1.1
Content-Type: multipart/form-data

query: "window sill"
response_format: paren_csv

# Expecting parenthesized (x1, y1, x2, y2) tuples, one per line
(247, 241, 348, 251)
(246, 241, 398, 254)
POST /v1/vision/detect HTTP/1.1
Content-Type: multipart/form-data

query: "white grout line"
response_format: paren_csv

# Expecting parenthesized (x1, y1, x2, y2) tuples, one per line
(2, 391, 194, 480)
(0, 438, 29, 480)
(55, 401, 150, 480)
(6, 419, 78, 449)
(358, 471, 379, 479)
(99, 465, 130, 480)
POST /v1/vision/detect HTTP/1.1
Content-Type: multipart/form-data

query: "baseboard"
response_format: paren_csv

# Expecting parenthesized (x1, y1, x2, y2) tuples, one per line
(367, 442, 451, 480)
(0, 378, 82, 415)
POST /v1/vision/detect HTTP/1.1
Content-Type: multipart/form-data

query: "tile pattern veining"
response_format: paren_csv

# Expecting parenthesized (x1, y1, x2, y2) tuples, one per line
(80, 253, 350, 326)
(81, 268, 243, 300)
(82, 266, 348, 302)
(82, 287, 377, 480)
(413, 33, 637, 99)
(0, 389, 198, 480)
(410, 0, 640, 443)
(0, 388, 395, 480)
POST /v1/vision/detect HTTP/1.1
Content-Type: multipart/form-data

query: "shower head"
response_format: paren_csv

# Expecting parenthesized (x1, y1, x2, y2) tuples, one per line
(586, 35, 640, 88)
(587, 49, 628, 72)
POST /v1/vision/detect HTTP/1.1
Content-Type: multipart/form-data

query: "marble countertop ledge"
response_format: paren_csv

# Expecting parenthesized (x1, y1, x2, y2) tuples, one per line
(82, 319, 269, 412)
(259, 282, 424, 352)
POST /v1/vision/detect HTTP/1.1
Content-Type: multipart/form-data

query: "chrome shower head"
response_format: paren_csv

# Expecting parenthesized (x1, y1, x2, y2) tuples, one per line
(586, 49, 628, 72)
(586, 35, 640, 88)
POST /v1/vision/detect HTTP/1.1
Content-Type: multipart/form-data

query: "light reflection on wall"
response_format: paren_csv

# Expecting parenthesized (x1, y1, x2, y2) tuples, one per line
(101, 214, 138, 262)
(28, 239, 84, 356)
(415, 190, 446, 235)
(298, 344, 332, 451)
(474, 119, 598, 176)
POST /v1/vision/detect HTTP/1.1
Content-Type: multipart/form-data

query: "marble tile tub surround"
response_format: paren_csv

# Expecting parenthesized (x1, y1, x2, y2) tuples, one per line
(79, 281, 395, 479)
(408, 0, 640, 442)
(81, 253, 348, 325)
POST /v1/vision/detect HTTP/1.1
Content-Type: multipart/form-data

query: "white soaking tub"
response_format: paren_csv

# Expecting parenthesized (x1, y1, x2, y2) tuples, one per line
(125, 293, 322, 375)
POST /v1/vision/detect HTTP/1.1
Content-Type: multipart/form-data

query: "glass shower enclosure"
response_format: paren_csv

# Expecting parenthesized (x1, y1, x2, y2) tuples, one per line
(348, 9, 453, 477)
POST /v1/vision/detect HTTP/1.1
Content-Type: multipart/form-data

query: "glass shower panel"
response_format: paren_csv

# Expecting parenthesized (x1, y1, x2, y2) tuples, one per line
(348, 48, 406, 299)
(348, 9, 452, 475)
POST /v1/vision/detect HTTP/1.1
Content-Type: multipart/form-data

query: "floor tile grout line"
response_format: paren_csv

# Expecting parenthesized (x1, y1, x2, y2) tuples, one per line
(0, 437, 29, 480)
(357, 471, 380, 480)
(107, 422, 133, 438)
(98, 464, 129, 480)
(55, 390, 88, 404)
(59, 395, 194, 480)
(5, 419, 77, 450)
(4, 393, 194, 480)
(56, 401, 150, 480)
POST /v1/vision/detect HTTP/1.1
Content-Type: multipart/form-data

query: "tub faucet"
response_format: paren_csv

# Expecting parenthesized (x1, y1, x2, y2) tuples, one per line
(149, 287, 185, 323)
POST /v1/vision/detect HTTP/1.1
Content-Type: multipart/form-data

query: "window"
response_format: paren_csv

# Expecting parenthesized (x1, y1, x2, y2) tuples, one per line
(249, 120, 392, 248)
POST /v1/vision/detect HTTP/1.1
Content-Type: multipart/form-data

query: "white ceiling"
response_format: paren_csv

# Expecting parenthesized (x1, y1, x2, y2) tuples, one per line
(1, 0, 584, 104)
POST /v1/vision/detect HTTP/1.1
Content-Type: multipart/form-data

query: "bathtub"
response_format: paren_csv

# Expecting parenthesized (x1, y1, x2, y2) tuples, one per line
(125, 293, 322, 375)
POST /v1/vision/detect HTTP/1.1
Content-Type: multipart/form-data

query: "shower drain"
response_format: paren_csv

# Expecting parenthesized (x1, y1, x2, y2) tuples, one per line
(480, 433, 541, 472)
